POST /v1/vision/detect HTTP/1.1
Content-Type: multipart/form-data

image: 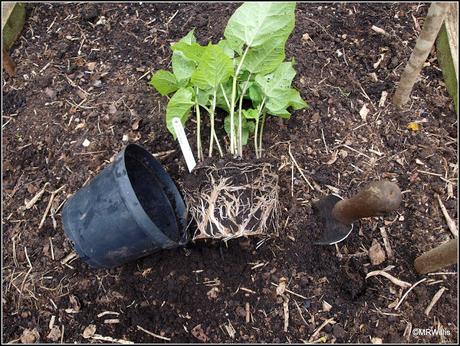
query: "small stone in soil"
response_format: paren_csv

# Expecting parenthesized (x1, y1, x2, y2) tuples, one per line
(21, 328, 40, 344)
(368, 239, 386, 265)
(82, 324, 96, 339)
(109, 104, 117, 114)
(371, 337, 383, 344)
(45, 88, 56, 99)
(47, 326, 61, 342)
(20, 310, 31, 318)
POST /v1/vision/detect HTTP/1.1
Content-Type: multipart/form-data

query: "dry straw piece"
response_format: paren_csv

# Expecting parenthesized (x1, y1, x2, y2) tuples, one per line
(184, 161, 280, 241)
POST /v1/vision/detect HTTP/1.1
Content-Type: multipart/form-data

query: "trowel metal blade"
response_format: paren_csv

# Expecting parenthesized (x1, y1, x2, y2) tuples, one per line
(313, 194, 354, 245)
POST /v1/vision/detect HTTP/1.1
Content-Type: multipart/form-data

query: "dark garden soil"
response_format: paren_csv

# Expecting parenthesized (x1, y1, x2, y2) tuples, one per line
(2, 2, 458, 344)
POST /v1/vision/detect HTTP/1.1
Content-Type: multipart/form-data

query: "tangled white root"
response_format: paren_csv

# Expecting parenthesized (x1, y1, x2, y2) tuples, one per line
(183, 162, 280, 241)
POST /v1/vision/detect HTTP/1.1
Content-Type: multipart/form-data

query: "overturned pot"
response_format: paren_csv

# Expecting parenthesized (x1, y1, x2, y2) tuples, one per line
(62, 143, 188, 268)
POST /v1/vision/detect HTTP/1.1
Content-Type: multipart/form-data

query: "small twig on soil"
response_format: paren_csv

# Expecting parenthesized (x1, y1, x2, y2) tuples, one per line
(336, 249, 368, 260)
(417, 170, 456, 184)
(275, 279, 289, 333)
(165, 10, 179, 26)
(379, 227, 393, 259)
(335, 144, 372, 160)
(78, 32, 86, 56)
(60, 252, 77, 266)
(91, 334, 133, 344)
(12, 235, 19, 267)
(104, 319, 120, 324)
(152, 149, 176, 159)
(224, 320, 236, 339)
(19, 246, 33, 294)
(304, 17, 335, 40)
(39, 185, 66, 229)
(283, 298, 289, 332)
(325, 184, 340, 195)
(49, 315, 56, 330)
(426, 279, 444, 286)
(427, 272, 457, 276)
(49, 237, 55, 261)
(424, 287, 447, 316)
(366, 270, 411, 289)
(350, 163, 364, 173)
(7, 337, 22, 343)
(309, 318, 335, 342)
(49, 298, 58, 310)
(320, 128, 329, 154)
(137, 69, 152, 82)
(97, 311, 120, 318)
(358, 84, 372, 104)
(335, 244, 342, 257)
(246, 302, 250, 323)
(394, 278, 428, 310)
(75, 150, 107, 155)
(294, 300, 309, 326)
(240, 287, 256, 294)
(371, 303, 402, 317)
(256, 238, 268, 250)
(250, 261, 268, 270)
(371, 25, 389, 36)
(271, 282, 310, 300)
(24, 183, 49, 210)
(436, 194, 458, 237)
(288, 143, 314, 191)
(136, 325, 171, 341)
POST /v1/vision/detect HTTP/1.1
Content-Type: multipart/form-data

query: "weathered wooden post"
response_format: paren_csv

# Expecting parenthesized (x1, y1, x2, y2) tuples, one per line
(437, 3, 458, 111)
(393, 3, 450, 107)
(2, 2, 26, 76)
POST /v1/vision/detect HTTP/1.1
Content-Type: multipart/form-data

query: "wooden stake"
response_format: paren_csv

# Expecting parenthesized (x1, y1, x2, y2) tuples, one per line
(393, 3, 450, 107)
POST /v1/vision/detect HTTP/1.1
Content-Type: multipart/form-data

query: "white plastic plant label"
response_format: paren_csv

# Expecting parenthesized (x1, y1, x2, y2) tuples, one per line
(172, 117, 196, 173)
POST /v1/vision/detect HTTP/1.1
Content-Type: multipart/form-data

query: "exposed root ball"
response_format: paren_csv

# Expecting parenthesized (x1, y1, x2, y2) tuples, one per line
(183, 161, 280, 241)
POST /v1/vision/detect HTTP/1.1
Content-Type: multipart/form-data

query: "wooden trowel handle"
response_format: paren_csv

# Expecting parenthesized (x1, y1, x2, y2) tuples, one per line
(414, 238, 457, 274)
(332, 181, 402, 225)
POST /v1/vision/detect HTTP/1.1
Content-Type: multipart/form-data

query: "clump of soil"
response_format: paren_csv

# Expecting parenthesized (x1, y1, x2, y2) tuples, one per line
(182, 158, 280, 241)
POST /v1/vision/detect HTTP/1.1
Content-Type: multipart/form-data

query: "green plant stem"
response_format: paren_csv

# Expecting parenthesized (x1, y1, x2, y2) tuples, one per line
(195, 102, 203, 161)
(201, 105, 211, 114)
(258, 110, 266, 158)
(237, 73, 251, 157)
(208, 90, 223, 157)
(255, 97, 266, 158)
(254, 115, 260, 159)
(229, 45, 250, 155)
(220, 84, 231, 110)
(213, 127, 224, 157)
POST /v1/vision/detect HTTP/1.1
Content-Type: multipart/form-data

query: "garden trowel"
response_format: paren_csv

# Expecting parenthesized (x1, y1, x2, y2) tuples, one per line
(313, 181, 402, 245)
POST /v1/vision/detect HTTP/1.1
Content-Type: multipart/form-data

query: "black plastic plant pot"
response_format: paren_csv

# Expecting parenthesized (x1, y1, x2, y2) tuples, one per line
(61, 143, 188, 268)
